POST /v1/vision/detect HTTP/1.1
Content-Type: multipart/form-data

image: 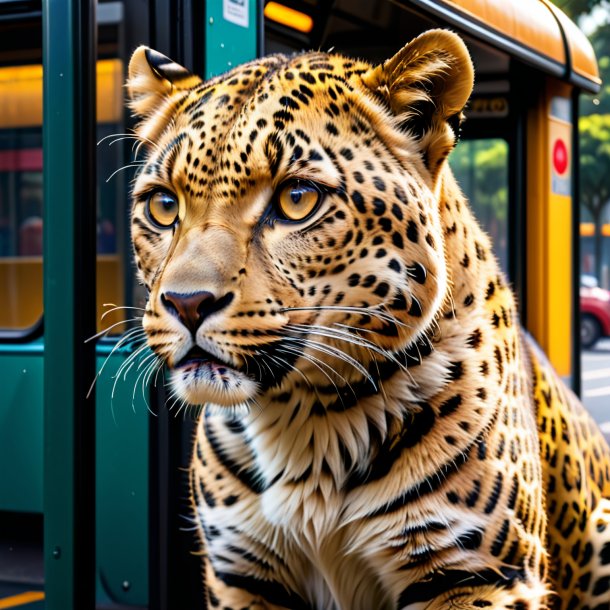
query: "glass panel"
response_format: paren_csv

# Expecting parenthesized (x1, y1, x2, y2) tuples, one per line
(0, 54, 127, 332)
(0, 59, 43, 330)
(449, 139, 509, 275)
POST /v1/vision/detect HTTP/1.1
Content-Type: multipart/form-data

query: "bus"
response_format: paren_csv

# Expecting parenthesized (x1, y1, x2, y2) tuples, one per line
(0, 0, 599, 608)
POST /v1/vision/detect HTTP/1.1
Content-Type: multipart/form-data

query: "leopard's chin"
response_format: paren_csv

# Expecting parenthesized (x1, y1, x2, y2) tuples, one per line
(169, 362, 259, 408)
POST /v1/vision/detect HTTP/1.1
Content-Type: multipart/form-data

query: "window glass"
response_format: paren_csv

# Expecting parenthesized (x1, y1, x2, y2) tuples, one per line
(0, 16, 131, 333)
(449, 139, 509, 275)
(0, 60, 43, 330)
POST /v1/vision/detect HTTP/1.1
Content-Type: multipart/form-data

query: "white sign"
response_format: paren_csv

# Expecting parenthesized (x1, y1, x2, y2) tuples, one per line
(223, 0, 249, 28)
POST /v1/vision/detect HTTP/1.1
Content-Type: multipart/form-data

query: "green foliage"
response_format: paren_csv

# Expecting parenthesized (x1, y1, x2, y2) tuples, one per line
(552, 0, 605, 20)
(579, 114, 610, 217)
(581, 22, 610, 115)
(449, 139, 509, 269)
(449, 139, 508, 222)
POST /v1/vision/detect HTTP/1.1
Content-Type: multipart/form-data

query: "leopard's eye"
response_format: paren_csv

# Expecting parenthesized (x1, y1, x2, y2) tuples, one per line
(147, 190, 179, 228)
(276, 181, 321, 221)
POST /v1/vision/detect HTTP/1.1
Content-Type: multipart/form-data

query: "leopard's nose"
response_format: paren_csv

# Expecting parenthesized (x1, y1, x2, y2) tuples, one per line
(160, 290, 234, 334)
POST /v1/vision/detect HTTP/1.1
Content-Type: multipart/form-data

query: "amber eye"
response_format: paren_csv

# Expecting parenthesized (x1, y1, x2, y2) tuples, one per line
(276, 181, 321, 221)
(147, 191, 179, 228)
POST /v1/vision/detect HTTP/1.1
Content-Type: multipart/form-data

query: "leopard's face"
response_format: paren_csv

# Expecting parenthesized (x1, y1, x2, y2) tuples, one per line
(127, 32, 473, 408)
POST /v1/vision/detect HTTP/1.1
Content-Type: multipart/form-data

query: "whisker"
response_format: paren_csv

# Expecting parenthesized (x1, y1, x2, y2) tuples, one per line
(105, 163, 146, 183)
(277, 345, 353, 394)
(282, 336, 377, 389)
(87, 328, 147, 398)
(276, 346, 350, 407)
(287, 323, 409, 373)
(85, 317, 143, 343)
(279, 304, 411, 329)
(131, 352, 157, 412)
(97, 132, 162, 155)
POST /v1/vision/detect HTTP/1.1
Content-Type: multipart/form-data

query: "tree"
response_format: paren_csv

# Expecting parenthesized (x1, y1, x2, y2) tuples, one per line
(552, 0, 607, 20)
(449, 140, 509, 269)
(580, 21, 610, 115)
(579, 114, 610, 278)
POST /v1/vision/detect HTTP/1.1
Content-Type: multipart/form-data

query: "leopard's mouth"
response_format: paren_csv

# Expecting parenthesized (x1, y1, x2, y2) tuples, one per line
(170, 344, 258, 407)
(175, 345, 234, 372)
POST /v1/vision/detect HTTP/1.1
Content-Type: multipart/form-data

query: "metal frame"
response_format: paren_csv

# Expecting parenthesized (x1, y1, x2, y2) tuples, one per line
(396, 0, 599, 93)
(571, 88, 582, 396)
(148, 4, 207, 609)
(42, 0, 97, 608)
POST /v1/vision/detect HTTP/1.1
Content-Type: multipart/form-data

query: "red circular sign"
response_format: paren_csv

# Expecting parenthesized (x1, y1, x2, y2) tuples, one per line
(553, 138, 568, 175)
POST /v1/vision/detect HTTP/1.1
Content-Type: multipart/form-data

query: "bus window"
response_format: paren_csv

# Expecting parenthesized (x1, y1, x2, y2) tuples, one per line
(0, 59, 44, 330)
(0, 4, 132, 334)
(449, 139, 509, 274)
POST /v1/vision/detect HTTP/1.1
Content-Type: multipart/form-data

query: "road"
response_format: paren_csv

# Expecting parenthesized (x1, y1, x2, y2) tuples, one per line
(582, 338, 610, 442)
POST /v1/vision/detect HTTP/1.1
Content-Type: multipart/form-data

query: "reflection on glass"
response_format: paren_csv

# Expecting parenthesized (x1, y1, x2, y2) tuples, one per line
(449, 139, 509, 274)
(0, 60, 125, 331)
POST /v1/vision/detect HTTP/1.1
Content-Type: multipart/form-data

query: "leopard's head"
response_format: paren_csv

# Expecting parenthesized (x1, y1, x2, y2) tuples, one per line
(126, 30, 474, 409)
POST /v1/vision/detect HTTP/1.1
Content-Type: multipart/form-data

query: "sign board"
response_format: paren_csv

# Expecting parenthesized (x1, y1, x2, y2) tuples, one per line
(223, 0, 249, 28)
(549, 97, 572, 197)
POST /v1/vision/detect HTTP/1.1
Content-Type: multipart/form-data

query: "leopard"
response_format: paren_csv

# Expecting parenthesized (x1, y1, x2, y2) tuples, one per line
(126, 30, 610, 609)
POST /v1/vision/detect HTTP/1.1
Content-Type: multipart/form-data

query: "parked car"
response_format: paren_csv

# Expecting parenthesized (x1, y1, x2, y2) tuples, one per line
(580, 275, 610, 348)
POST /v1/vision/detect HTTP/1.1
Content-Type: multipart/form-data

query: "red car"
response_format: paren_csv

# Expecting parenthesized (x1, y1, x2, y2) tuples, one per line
(580, 275, 610, 348)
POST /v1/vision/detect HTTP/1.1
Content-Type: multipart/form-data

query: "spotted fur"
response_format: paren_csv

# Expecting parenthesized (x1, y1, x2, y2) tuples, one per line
(127, 31, 610, 609)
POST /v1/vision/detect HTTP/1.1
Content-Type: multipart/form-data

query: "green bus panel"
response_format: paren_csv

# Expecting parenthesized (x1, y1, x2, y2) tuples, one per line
(0, 342, 148, 606)
(205, 0, 259, 79)
(0, 342, 44, 513)
(95, 347, 149, 607)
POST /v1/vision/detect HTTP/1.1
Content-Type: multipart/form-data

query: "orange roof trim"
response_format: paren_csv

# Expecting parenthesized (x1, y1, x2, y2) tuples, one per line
(437, 0, 599, 92)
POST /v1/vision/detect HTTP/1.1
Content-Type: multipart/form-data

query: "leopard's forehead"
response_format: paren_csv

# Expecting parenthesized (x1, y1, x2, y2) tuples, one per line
(140, 52, 375, 202)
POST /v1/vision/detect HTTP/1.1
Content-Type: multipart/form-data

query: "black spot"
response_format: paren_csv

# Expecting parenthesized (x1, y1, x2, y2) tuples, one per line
(362, 274, 376, 288)
(373, 177, 386, 191)
(592, 575, 610, 596)
(406, 263, 427, 284)
(601, 541, 610, 565)
(394, 185, 408, 204)
(299, 72, 316, 84)
(467, 329, 482, 348)
(485, 281, 496, 300)
(406, 220, 418, 243)
(372, 198, 386, 216)
(388, 205, 402, 223)
(223, 494, 238, 506)
(465, 481, 481, 507)
(391, 292, 407, 310)
(392, 232, 404, 249)
(484, 472, 504, 514)
(374, 282, 390, 298)
(440, 394, 462, 417)
(279, 95, 299, 110)
(388, 258, 401, 272)
(351, 190, 366, 213)
(408, 297, 422, 317)
(562, 562, 574, 589)
(448, 361, 464, 380)
(447, 491, 460, 504)
(491, 519, 510, 557)
(457, 529, 482, 550)
(378, 217, 392, 232)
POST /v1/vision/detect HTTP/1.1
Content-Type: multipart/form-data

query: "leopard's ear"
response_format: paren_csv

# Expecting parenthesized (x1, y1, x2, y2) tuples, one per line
(127, 46, 202, 119)
(361, 30, 474, 179)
